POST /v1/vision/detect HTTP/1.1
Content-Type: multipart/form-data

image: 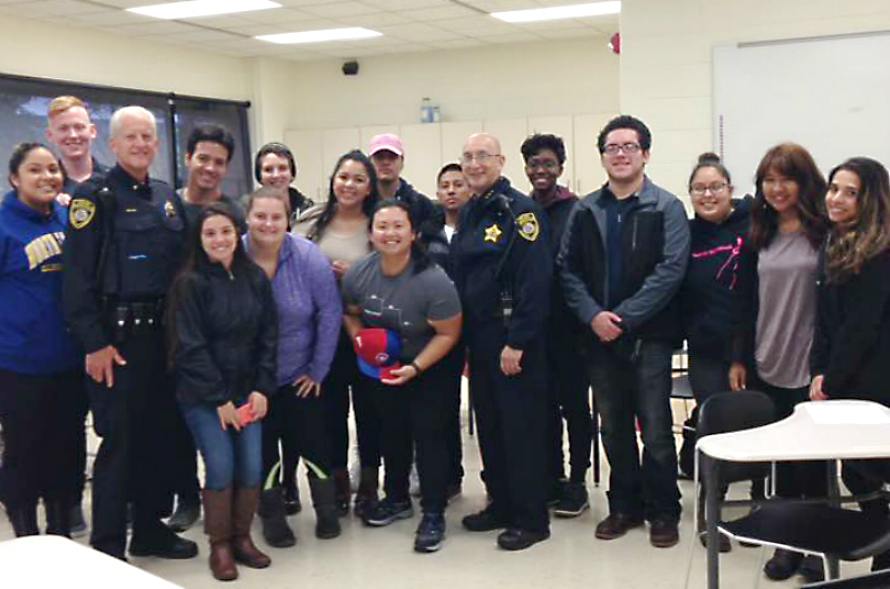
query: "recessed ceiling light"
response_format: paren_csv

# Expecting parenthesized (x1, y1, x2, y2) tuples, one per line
(128, 0, 281, 20)
(256, 28, 383, 44)
(491, 1, 620, 23)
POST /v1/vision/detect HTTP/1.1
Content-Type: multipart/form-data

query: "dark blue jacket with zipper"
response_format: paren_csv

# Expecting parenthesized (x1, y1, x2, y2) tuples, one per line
(559, 177, 690, 348)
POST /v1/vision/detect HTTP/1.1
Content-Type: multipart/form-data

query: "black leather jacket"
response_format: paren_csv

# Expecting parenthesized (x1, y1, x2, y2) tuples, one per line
(173, 258, 278, 406)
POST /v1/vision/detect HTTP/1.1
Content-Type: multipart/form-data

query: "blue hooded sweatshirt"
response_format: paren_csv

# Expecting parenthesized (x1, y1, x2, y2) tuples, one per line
(0, 190, 80, 374)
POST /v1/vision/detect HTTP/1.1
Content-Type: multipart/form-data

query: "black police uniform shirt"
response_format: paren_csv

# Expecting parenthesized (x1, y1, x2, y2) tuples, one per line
(63, 165, 185, 354)
(61, 158, 108, 196)
(450, 176, 552, 350)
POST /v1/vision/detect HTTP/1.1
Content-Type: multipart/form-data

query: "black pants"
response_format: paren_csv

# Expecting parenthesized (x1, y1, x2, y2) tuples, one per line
(88, 327, 179, 558)
(0, 369, 86, 511)
(439, 340, 466, 487)
(371, 360, 452, 513)
(323, 331, 381, 471)
(751, 374, 828, 499)
(546, 327, 592, 485)
(262, 383, 333, 483)
(468, 325, 549, 533)
(587, 340, 681, 522)
(170, 412, 200, 505)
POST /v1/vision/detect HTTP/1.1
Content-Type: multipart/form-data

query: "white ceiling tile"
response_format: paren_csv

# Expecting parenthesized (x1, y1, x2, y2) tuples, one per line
(374, 22, 464, 41)
(165, 29, 246, 43)
(228, 7, 314, 23)
(464, 0, 539, 12)
(11, 0, 103, 15)
(433, 16, 520, 33)
(401, 5, 479, 20)
(426, 38, 488, 49)
(182, 14, 254, 28)
(67, 10, 152, 26)
(346, 12, 411, 26)
(112, 20, 203, 35)
(223, 22, 298, 35)
(301, 1, 381, 18)
(362, 0, 448, 10)
(485, 31, 544, 43)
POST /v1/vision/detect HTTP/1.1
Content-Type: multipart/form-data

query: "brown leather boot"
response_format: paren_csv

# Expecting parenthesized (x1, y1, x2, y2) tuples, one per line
(202, 489, 238, 581)
(232, 488, 271, 569)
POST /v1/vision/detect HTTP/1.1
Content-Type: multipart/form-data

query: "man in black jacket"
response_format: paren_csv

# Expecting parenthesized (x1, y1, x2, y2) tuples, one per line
(451, 132, 552, 551)
(560, 115, 690, 548)
(369, 133, 446, 256)
(63, 106, 197, 561)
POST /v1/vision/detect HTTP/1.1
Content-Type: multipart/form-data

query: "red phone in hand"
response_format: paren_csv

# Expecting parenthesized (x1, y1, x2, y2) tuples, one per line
(236, 403, 256, 426)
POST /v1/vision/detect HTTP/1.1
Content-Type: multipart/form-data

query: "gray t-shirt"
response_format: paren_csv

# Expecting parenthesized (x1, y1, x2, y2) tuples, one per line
(342, 252, 461, 359)
(755, 231, 818, 388)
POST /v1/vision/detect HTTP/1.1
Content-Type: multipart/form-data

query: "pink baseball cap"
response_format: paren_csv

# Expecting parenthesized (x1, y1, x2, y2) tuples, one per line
(369, 133, 404, 157)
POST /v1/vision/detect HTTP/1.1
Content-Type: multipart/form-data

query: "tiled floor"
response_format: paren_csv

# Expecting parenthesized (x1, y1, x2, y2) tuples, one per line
(0, 399, 874, 588)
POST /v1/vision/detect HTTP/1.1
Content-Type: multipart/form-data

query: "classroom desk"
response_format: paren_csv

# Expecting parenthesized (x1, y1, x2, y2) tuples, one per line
(0, 535, 183, 589)
(696, 400, 890, 589)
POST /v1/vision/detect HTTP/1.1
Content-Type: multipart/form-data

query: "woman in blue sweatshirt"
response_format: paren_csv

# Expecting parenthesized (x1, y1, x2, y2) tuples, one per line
(0, 143, 84, 537)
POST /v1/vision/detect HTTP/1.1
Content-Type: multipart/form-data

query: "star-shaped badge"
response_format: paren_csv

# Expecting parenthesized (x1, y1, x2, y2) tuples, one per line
(484, 223, 502, 243)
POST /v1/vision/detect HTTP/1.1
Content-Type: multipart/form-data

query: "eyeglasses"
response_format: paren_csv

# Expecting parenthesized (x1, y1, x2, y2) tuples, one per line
(461, 152, 501, 164)
(603, 143, 642, 156)
(526, 159, 560, 171)
(690, 182, 728, 196)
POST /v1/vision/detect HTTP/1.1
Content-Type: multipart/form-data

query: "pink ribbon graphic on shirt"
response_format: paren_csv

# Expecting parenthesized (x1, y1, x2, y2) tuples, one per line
(691, 236, 743, 289)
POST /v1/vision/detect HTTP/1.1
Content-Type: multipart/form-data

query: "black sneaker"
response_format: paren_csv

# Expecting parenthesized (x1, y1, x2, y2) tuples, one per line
(553, 482, 589, 518)
(414, 512, 446, 553)
(547, 479, 567, 508)
(461, 506, 510, 532)
(363, 498, 414, 527)
(799, 555, 825, 583)
(167, 498, 200, 533)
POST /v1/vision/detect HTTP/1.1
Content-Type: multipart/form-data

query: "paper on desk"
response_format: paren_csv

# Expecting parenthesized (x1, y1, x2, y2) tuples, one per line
(805, 402, 890, 425)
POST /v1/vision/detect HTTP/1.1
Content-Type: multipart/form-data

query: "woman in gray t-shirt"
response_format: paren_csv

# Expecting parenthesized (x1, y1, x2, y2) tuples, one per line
(730, 142, 828, 582)
(342, 200, 462, 554)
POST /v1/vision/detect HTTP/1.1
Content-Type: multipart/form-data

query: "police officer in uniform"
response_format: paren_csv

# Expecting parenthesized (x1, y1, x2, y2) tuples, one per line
(451, 133, 553, 551)
(63, 106, 198, 561)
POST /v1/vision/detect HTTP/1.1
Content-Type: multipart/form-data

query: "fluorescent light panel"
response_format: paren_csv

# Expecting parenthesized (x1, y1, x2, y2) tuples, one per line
(492, 1, 620, 23)
(257, 28, 382, 44)
(128, 0, 281, 20)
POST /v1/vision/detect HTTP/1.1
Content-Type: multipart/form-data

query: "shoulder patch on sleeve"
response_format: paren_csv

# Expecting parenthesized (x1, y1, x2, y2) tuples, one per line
(69, 199, 96, 230)
(517, 212, 540, 242)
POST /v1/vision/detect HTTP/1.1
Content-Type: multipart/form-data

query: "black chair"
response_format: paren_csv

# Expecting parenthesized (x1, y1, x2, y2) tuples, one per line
(695, 390, 776, 540)
(699, 392, 890, 581)
(802, 568, 890, 588)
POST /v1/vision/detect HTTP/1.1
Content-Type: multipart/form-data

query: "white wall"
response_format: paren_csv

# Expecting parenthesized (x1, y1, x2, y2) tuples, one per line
(619, 0, 890, 201)
(0, 15, 251, 101)
(276, 36, 619, 130)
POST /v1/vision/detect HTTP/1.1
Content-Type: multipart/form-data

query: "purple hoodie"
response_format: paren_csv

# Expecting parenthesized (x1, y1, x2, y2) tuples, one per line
(244, 233, 342, 386)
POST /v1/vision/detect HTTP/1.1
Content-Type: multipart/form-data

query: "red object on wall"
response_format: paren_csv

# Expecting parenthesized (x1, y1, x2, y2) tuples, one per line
(610, 32, 621, 54)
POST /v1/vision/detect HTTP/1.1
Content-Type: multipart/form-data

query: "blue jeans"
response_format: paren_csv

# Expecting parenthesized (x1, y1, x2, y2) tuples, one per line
(586, 340, 681, 522)
(180, 401, 263, 491)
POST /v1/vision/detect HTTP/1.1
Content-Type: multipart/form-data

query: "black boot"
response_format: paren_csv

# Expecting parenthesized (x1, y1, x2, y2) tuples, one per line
(354, 467, 379, 519)
(168, 493, 201, 533)
(332, 469, 350, 517)
(6, 503, 39, 537)
(258, 487, 296, 548)
(44, 499, 72, 537)
(309, 477, 341, 539)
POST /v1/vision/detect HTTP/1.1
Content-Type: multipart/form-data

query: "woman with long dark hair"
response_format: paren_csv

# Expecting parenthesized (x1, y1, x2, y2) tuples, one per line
(167, 203, 277, 581)
(244, 187, 343, 547)
(730, 143, 828, 582)
(342, 199, 461, 553)
(810, 157, 890, 573)
(0, 143, 84, 537)
(293, 150, 382, 517)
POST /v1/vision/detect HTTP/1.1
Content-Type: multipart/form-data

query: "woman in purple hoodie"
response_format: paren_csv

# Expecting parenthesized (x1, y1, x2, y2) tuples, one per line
(244, 187, 343, 546)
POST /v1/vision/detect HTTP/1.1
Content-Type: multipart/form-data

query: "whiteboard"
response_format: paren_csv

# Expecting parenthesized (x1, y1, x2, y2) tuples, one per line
(713, 32, 890, 189)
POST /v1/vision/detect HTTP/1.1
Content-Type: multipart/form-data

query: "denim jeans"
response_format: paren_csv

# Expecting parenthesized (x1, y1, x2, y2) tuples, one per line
(587, 339, 681, 522)
(180, 400, 263, 491)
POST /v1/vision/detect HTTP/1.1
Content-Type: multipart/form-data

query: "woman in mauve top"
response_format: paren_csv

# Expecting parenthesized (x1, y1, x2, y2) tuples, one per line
(730, 142, 828, 583)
